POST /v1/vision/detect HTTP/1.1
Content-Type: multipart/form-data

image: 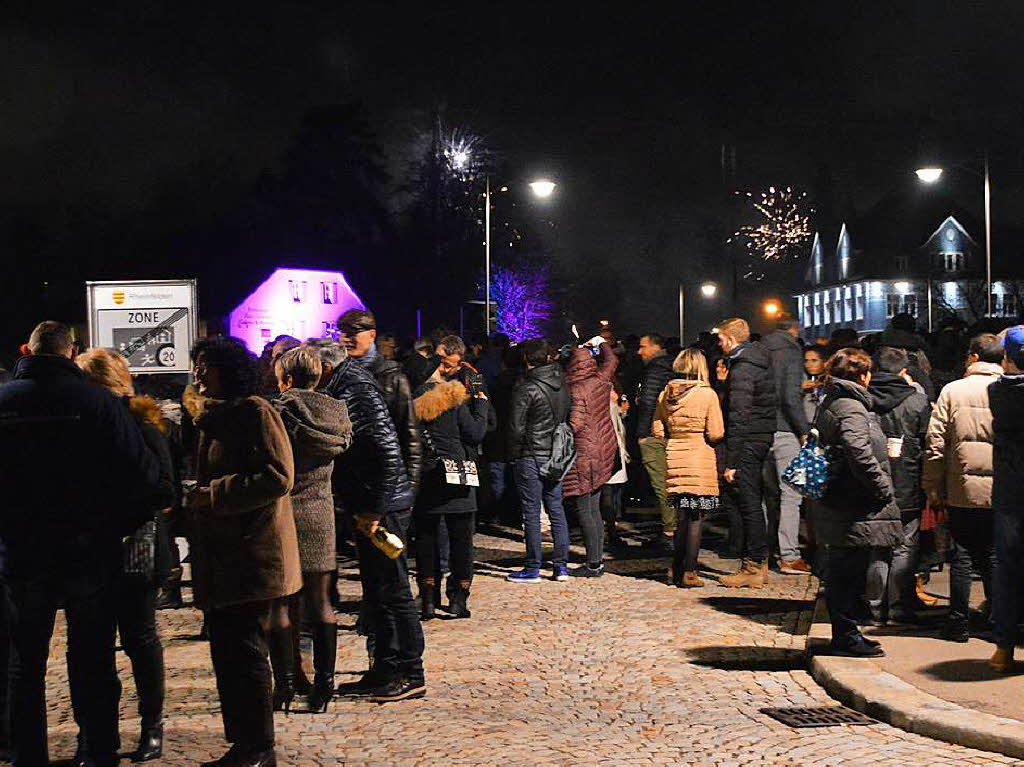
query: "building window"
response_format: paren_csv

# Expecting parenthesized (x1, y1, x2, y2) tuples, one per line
(289, 280, 301, 303)
(841, 256, 849, 279)
(887, 293, 918, 318)
(895, 256, 909, 273)
(803, 299, 812, 327)
(993, 292, 1018, 318)
(814, 260, 822, 284)
(944, 253, 963, 272)
(322, 282, 332, 304)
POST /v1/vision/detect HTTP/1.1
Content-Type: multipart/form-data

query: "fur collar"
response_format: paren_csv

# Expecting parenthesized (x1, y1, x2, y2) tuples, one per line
(129, 395, 168, 433)
(414, 379, 468, 422)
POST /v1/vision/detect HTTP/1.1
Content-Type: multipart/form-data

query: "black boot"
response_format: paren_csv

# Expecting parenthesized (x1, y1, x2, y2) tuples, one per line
(419, 580, 436, 621)
(131, 720, 163, 762)
(267, 628, 295, 714)
(155, 568, 184, 610)
(308, 622, 338, 713)
(449, 586, 471, 619)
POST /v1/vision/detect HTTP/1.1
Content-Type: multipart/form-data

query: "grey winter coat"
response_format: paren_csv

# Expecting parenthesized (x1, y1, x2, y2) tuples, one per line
(813, 378, 902, 548)
(275, 388, 353, 572)
(762, 330, 811, 437)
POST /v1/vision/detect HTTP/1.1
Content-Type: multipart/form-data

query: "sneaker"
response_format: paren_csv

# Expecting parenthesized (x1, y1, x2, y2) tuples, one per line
(552, 564, 570, 582)
(941, 621, 970, 644)
(569, 564, 604, 578)
(506, 569, 542, 583)
(336, 669, 382, 697)
(778, 558, 812, 575)
(368, 676, 426, 703)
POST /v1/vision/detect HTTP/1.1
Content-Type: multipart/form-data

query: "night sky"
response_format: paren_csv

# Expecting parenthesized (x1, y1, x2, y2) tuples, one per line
(2, 2, 1023, 354)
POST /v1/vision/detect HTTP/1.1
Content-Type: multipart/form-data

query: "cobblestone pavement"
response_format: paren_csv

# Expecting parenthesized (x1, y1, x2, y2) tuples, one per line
(35, 524, 1024, 766)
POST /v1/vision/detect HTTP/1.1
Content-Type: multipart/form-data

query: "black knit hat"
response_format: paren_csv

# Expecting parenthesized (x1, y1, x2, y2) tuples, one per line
(407, 354, 441, 390)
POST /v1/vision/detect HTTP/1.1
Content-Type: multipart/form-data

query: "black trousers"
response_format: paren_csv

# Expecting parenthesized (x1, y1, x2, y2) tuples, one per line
(416, 511, 475, 588)
(947, 507, 994, 624)
(356, 509, 425, 683)
(207, 600, 274, 752)
(9, 573, 121, 766)
(733, 438, 771, 562)
(825, 546, 870, 646)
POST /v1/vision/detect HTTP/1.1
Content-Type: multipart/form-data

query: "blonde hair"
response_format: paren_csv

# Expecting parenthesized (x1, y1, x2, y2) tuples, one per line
(718, 317, 750, 344)
(275, 346, 323, 390)
(672, 348, 709, 383)
(76, 348, 134, 398)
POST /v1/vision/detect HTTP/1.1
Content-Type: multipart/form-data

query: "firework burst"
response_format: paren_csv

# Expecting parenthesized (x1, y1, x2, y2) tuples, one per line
(729, 186, 813, 261)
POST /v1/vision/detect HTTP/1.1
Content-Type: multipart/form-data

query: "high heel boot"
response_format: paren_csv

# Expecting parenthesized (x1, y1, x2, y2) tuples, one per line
(308, 622, 338, 712)
(267, 628, 295, 714)
(418, 578, 436, 621)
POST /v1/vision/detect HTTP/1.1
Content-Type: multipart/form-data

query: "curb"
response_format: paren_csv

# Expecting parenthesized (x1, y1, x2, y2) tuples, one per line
(805, 592, 1024, 759)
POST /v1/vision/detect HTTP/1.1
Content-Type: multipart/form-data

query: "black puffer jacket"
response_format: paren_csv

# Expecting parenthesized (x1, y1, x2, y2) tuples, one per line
(990, 373, 1024, 517)
(869, 372, 930, 518)
(635, 352, 676, 439)
(324, 357, 414, 517)
(367, 351, 423, 496)
(814, 378, 902, 548)
(723, 341, 777, 465)
(508, 363, 570, 462)
(762, 330, 810, 437)
(414, 379, 489, 515)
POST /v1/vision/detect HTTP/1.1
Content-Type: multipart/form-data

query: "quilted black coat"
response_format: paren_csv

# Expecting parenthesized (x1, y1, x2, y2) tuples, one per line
(507, 363, 571, 463)
(368, 352, 424, 496)
(722, 341, 777, 465)
(635, 352, 676, 440)
(324, 357, 414, 517)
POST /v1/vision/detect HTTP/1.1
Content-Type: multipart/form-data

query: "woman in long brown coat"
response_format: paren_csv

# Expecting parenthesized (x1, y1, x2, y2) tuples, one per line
(652, 349, 724, 587)
(185, 337, 301, 767)
(562, 338, 619, 577)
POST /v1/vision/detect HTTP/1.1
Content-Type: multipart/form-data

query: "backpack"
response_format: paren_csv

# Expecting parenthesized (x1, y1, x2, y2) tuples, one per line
(535, 383, 576, 483)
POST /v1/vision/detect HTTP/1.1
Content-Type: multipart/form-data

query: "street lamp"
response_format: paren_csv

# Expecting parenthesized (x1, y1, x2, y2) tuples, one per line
(764, 300, 780, 317)
(915, 153, 992, 315)
(679, 281, 718, 346)
(484, 175, 557, 335)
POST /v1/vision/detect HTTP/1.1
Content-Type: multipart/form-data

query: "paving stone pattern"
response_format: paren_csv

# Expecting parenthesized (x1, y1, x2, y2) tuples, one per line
(35, 531, 1023, 766)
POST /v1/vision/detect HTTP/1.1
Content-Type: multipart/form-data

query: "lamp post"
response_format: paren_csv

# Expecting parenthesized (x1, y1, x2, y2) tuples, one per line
(916, 152, 993, 316)
(678, 281, 718, 346)
(483, 176, 557, 335)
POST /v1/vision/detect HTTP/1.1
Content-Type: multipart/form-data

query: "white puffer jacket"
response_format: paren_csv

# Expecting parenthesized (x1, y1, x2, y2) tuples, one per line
(922, 362, 1003, 509)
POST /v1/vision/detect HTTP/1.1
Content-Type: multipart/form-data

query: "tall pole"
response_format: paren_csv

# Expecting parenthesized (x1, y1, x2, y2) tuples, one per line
(485, 175, 492, 336)
(984, 152, 992, 316)
(678, 283, 685, 346)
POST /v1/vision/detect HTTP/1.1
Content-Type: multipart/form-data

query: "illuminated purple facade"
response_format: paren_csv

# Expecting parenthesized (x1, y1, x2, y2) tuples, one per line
(229, 267, 364, 353)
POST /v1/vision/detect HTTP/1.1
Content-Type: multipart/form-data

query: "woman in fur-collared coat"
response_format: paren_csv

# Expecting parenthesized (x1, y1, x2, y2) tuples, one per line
(410, 357, 489, 620)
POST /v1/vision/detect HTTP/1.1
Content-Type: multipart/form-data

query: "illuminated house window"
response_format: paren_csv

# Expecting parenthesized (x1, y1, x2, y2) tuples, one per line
(322, 282, 332, 304)
(855, 284, 865, 320)
(887, 293, 918, 318)
(290, 280, 301, 303)
(944, 253, 963, 272)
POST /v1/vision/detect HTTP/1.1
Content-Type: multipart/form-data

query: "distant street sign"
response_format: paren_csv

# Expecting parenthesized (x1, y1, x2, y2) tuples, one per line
(86, 279, 198, 375)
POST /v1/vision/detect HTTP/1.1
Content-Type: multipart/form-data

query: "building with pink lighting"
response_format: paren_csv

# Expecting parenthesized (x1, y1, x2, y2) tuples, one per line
(228, 267, 364, 353)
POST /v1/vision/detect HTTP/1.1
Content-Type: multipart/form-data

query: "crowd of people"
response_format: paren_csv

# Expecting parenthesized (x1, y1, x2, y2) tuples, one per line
(0, 305, 1022, 766)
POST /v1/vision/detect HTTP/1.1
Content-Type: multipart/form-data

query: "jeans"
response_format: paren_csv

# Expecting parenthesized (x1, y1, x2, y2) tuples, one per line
(865, 517, 919, 620)
(732, 438, 771, 562)
(947, 508, 994, 624)
(767, 431, 803, 561)
(416, 512, 475, 589)
(571, 489, 605, 567)
(9, 574, 121, 766)
(640, 438, 674, 532)
(355, 509, 425, 682)
(992, 509, 1024, 650)
(825, 546, 871, 646)
(207, 600, 274, 751)
(514, 458, 570, 570)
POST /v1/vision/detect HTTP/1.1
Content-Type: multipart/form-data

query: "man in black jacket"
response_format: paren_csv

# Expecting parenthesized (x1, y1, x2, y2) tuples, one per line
(338, 309, 423, 496)
(866, 346, 930, 627)
(761, 316, 812, 574)
(718, 318, 777, 588)
(506, 339, 572, 583)
(0, 321, 161, 767)
(634, 333, 678, 546)
(324, 356, 425, 703)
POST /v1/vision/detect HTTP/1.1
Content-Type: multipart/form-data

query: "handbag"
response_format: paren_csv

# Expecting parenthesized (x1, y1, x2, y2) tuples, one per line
(781, 428, 833, 500)
(442, 458, 480, 487)
(123, 519, 157, 581)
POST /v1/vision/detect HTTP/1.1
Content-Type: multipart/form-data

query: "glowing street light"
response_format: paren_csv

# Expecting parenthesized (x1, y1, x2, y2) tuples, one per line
(764, 300, 780, 317)
(915, 167, 943, 184)
(529, 179, 556, 198)
(679, 281, 719, 345)
(700, 282, 718, 298)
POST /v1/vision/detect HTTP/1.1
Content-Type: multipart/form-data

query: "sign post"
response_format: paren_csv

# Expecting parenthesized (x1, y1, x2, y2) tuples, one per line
(86, 279, 198, 375)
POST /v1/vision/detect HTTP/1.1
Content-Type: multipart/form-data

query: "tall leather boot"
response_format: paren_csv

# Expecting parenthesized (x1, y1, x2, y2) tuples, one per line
(130, 647, 165, 761)
(267, 628, 295, 714)
(719, 559, 766, 589)
(418, 578, 436, 621)
(308, 622, 338, 713)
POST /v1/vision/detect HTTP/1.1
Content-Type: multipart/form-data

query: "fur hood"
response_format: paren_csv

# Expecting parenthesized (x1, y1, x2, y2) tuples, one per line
(129, 395, 168, 434)
(414, 379, 469, 422)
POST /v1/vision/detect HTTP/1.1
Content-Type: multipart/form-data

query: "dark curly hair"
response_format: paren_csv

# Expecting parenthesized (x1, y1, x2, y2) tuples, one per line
(191, 336, 259, 399)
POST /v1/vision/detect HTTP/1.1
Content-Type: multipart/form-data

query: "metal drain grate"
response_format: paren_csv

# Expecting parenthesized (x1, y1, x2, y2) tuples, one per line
(761, 706, 877, 728)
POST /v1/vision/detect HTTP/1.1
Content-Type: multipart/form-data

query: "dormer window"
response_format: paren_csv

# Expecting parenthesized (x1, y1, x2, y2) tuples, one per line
(895, 256, 908, 273)
(944, 253, 963, 272)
